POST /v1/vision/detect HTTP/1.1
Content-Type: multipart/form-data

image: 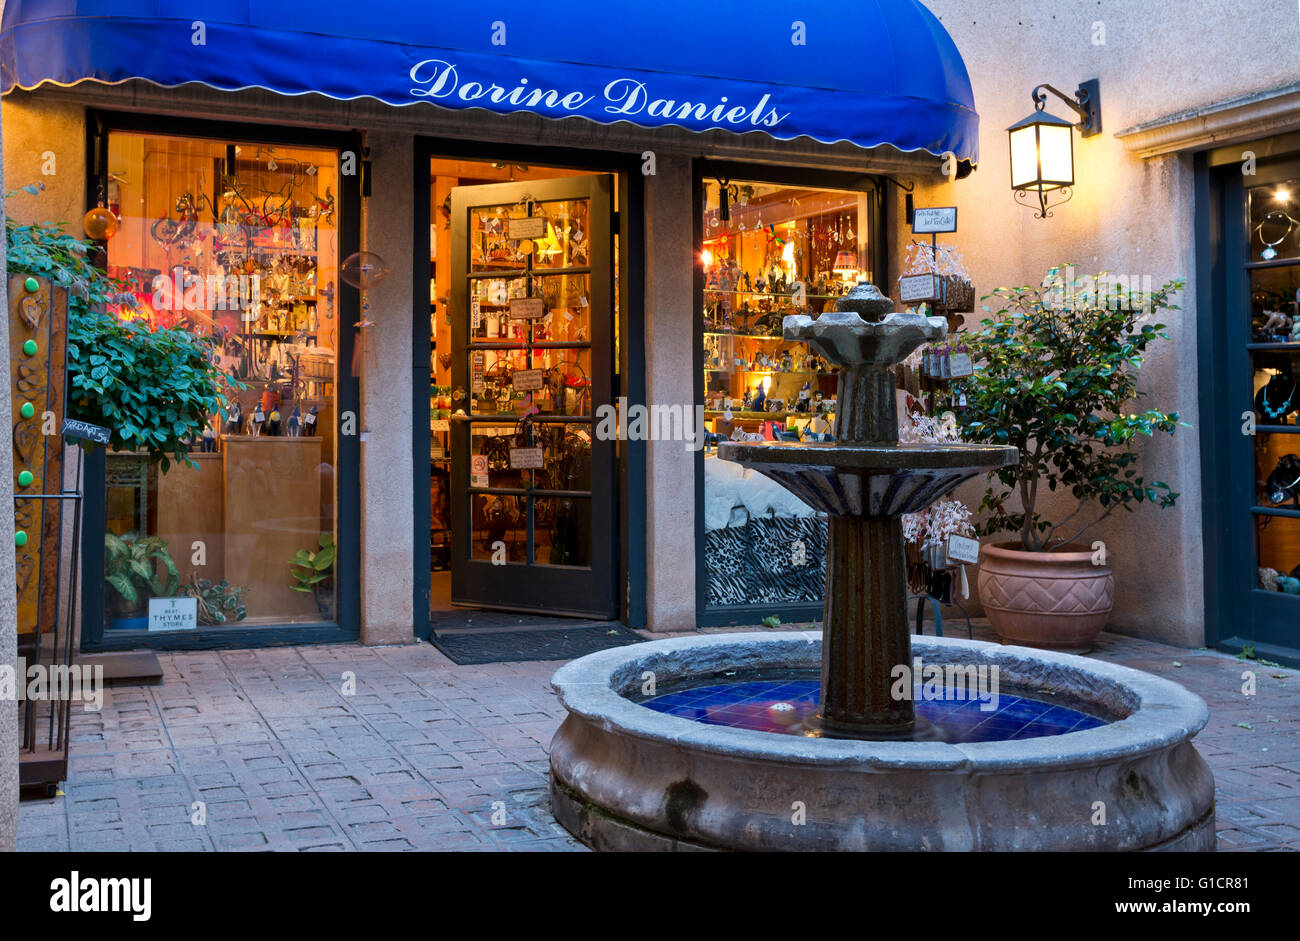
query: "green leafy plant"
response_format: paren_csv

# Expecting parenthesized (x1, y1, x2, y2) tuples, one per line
(104, 531, 180, 607)
(5, 183, 238, 471)
(289, 533, 336, 593)
(956, 267, 1189, 551)
(180, 575, 248, 625)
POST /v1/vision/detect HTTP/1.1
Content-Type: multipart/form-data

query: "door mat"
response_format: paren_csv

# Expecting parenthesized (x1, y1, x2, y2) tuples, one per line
(429, 622, 645, 665)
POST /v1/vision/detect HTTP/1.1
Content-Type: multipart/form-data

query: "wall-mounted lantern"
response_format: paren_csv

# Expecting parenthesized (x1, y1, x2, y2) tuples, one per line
(1008, 79, 1101, 219)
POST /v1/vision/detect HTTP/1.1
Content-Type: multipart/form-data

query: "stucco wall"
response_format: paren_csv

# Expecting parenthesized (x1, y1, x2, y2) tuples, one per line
(915, 0, 1300, 645)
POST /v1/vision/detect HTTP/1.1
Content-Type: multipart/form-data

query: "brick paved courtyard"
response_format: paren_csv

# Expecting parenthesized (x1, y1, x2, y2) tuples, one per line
(17, 623, 1300, 851)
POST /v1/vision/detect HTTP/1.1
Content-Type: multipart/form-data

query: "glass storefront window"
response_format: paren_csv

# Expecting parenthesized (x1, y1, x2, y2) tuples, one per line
(700, 179, 873, 611)
(101, 132, 340, 630)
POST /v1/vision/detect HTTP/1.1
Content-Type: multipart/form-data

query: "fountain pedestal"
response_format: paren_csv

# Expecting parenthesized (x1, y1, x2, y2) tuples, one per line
(719, 295, 1018, 737)
(821, 514, 913, 734)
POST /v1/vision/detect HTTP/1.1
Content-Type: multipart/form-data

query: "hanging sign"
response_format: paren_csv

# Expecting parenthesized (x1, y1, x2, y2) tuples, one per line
(62, 418, 111, 444)
(949, 351, 974, 378)
(148, 597, 198, 632)
(946, 534, 981, 565)
(512, 368, 544, 392)
(509, 446, 545, 469)
(508, 297, 545, 320)
(508, 216, 547, 240)
(899, 273, 940, 303)
(912, 207, 958, 234)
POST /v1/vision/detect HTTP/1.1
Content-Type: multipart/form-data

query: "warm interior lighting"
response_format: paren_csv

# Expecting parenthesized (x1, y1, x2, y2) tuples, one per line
(833, 251, 858, 278)
(701, 248, 713, 267)
(1276, 187, 1292, 203)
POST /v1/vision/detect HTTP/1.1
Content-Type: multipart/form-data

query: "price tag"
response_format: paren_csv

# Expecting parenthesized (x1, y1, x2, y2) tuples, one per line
(946, 534, 981, 565)
(470, 453, 490, 487)
(148, 597, 197, 632)
(62, 418, 111, 444)
(253, 408, 266, 423)
(509, 297, 546, 320)
(304, 412, 317, 426)
(508, 216, 546, 240)
(899, 273, 939, 303)
(509, 446, 545, 469)
(512, 369, 544, 392)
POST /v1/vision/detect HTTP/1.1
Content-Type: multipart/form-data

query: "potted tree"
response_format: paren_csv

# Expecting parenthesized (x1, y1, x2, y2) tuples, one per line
(957, 268, 1188, 650)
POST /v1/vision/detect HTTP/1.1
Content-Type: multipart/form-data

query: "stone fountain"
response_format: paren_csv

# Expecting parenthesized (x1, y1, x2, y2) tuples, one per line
(549, 286, 1215, 851)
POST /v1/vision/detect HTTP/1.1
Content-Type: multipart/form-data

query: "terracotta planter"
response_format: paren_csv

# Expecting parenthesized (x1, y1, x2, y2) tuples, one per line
(978, 542, 1114, 651)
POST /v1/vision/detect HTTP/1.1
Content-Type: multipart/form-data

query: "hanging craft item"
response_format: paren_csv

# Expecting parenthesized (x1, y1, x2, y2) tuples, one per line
(83, 203, 119, 241)
(150, 191, 199, 248)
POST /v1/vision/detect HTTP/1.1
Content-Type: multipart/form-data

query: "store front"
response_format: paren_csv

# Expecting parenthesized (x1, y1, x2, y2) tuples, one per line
(0, 1, 979, 648)
(1197, 135, 1300, 663)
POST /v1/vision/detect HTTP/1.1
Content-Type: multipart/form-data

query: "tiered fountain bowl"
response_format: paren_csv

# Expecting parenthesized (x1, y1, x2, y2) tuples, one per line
(549, 285, 1215, 851)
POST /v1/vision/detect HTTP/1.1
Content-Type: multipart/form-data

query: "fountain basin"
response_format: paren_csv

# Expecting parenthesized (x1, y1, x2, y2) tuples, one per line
(549, 632, 1215, 852)
(717, 440, 1018, 516)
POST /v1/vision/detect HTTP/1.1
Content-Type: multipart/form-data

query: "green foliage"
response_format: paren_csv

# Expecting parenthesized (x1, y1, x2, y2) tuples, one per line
(104, 531, 179, 605)
(180, 576, 248, 625)
(956, 268, 1189, 551)
(5, 184, 238, 471)
(289, 533, 336, 593)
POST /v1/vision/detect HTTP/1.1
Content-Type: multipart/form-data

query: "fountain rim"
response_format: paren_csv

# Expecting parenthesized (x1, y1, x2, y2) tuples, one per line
(550, 632, 1210, 771)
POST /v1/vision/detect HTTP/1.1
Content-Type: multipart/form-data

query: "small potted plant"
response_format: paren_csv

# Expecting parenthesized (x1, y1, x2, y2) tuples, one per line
(104, 532, 180, 630)
(957, 268, 1188, 649)
(181, 575, 249, 625)
(289, 532, 336, 621)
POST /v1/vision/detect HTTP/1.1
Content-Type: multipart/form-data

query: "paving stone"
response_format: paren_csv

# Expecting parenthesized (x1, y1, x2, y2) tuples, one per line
(18, 626, 1299, 852)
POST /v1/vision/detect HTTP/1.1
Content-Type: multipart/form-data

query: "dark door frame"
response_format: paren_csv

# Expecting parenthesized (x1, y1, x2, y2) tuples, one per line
(79, 109, 362, 650)
(1197, 145, 1300, 668)
(692, 159, 887, 626)
(412, 137, 646, 641)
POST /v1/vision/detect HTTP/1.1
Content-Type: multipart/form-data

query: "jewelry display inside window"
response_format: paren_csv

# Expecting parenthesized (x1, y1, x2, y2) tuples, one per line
(1248, 179, 1300, 597)
(101, 132, 340, 629)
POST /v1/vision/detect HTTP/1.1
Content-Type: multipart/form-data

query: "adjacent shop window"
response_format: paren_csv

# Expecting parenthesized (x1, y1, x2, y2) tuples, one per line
(102, 132, 340, 629)
(700, 180, 872, 609)
(1250, 178, 1300, 597)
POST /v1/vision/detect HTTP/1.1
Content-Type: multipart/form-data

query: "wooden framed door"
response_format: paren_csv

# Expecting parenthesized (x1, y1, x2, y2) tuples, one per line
(448, 175, 617, 617)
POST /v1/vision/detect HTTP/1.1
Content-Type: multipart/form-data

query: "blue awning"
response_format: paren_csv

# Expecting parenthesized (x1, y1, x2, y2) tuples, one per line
(0, 1, 979, 162)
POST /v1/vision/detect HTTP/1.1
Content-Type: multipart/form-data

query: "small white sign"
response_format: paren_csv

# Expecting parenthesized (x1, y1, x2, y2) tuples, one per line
(508, 297, 546, 320)
(509, 446, 545, 469)
(512, 368, 544, 392)
(949, 352, 974, 378)
(912, 207, 958, 234)
(148, 597, 197, 632)
(508, 216, 547, 240)
(470, 453, 490, 488)
(899, 273, 939, 303)
(946, 534, 981, 565)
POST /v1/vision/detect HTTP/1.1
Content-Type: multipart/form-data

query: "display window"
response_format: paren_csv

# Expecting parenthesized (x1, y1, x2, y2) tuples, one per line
(699, 178, 875, 612)
(100, 131, 341, 630)
(1249, 179, 1300, 599)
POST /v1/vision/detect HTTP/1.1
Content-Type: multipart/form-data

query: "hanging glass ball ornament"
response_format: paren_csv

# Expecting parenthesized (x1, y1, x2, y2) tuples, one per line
(340, 251, 391, 290)
(83, 203, 119, 240)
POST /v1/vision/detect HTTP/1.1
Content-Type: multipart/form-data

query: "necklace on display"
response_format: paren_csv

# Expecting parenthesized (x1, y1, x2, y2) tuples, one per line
(1261, 374, 1298, 419)
(1256, 210, 1299, 260)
